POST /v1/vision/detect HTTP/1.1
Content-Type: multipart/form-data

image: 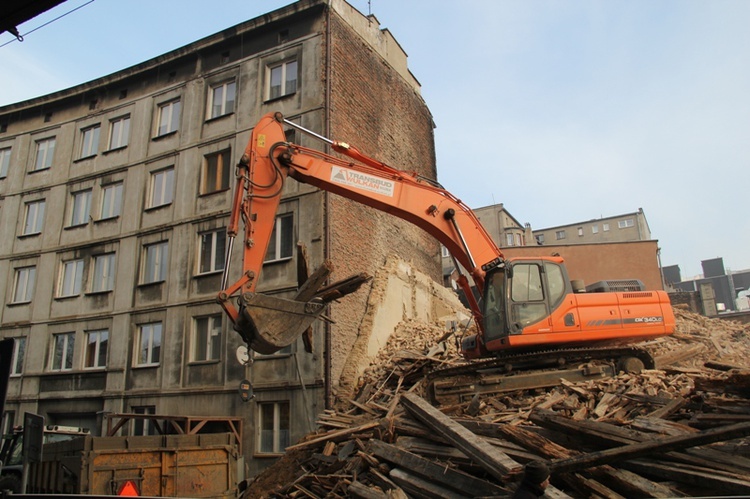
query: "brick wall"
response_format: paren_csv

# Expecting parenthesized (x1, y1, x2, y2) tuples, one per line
(325, 12, 440, 391)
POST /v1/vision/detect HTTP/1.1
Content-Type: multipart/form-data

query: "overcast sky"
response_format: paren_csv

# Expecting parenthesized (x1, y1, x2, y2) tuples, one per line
(1, 0, 748, 279)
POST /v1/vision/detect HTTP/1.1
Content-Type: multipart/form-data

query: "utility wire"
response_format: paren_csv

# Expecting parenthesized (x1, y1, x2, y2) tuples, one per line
(0, 0, 95, 48)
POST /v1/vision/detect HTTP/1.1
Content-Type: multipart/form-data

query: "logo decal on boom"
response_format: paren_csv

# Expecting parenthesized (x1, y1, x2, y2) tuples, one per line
(331, 166, 395, 197)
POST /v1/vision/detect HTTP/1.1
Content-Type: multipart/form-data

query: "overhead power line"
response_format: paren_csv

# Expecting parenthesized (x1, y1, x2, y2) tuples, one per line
(1, 0, 95, 49)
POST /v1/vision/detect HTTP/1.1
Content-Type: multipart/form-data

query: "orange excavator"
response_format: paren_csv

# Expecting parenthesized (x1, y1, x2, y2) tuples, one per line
(218, 112, 675, 370)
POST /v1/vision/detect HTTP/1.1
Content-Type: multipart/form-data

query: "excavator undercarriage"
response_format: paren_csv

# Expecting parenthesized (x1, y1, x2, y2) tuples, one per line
(424, 345, 657, 405)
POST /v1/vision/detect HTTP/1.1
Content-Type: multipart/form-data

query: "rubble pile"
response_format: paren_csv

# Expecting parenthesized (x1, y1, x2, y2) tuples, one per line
(243, 308, 750, 498)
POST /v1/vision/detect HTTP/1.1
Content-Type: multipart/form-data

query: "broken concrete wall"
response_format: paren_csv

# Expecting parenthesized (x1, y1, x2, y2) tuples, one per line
(335, 254, 466, 399)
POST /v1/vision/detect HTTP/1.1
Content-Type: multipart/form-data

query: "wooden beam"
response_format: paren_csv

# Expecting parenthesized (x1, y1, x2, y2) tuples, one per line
(369, 439, 507, 497)
(400, 392, 518, 481)
(550, 421, 750, 473)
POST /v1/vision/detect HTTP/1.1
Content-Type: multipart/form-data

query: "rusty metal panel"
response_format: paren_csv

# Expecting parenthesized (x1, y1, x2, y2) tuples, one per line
(29, 433, 239, 497)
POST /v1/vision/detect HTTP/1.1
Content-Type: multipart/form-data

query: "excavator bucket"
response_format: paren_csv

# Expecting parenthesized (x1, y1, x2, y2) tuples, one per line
(234, 292, 326, 355)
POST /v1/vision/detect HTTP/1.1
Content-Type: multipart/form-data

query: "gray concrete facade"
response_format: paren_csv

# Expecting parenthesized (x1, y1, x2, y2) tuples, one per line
(0, 0, 438, 477)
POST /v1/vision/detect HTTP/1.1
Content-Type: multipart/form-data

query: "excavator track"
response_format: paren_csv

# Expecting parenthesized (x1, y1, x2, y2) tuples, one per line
(424, 345, 655, 405)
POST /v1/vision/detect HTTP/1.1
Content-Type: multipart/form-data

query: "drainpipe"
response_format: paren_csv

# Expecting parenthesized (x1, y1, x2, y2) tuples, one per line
(324, 0, 333, 410)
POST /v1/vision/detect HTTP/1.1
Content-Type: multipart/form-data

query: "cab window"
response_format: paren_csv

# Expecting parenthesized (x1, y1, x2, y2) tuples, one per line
(509, 263, 547, 330)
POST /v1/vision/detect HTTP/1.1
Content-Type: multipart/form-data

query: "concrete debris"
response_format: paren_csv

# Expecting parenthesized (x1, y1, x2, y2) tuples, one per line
(242, 307, 750, 498)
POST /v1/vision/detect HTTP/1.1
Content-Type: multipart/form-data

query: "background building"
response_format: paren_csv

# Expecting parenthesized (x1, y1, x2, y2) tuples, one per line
(532, 208, 651, 246)
(0, 0, 440, 475)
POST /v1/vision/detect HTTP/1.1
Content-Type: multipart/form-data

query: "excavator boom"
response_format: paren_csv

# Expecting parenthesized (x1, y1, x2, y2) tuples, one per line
(219, 112, 674, 357)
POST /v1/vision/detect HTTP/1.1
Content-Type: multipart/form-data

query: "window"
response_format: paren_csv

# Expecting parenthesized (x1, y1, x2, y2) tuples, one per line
(192, 315, 222, 362)
(149, 168, 174, 208)
(100, 182, 123, 219)
(92, 253, 116, 292)
(12, 266, 35, 303)
(592, 224, 599, 234)
(108, 116, 130, 149)
(156, 99, 181, 136)
(201, 149, 231, 194)
(23, 199, 45, 235)
(80, 125, 100, 158)
(577, 227, 584, 237)
(603, 223, 610, 232)
(135, 322, 161, 366)
(132, 406, 156, 436)
(51, 332, 75, 371)
(209, 80, 236, 119)
(258, 401, 290, 453)
(84, 330, 108, 369)
(11, 337, 26, 375)
(441, 245, 449, 258)
(505, 234, 514, 246)
(199, 229, 226, 274)
(142, 241, 169, 284)
(34, 137, 55, 171)
(58, 259, 84, 297)
(268, 60, 298, 100)
(618, 219, 634, 229)
(509, 263, 547, 329)
(536, 234, 545, 245)
(555, 230, 566, 240)
(265, 214, 293, 262)
(0, 146, 11, 178)
(69, 189, 92, 226)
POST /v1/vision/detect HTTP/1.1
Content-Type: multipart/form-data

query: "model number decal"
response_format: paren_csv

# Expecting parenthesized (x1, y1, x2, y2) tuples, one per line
(633, 316, 663, 323)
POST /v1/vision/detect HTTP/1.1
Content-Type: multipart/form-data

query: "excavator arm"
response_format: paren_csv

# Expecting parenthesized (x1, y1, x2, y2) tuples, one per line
(218, 112, 505, 354)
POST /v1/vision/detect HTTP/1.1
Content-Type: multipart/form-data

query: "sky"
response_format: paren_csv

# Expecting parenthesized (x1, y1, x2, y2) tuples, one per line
(1, 0, 748, 279)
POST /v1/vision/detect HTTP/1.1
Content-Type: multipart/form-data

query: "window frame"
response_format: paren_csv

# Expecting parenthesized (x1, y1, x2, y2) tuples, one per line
(198, 229, 226, 275)
(592, 224, 599, 234)
(10, 337, 26, 376)
(12, 266, 36, 304)
(148, 167, 174, 209)
(156, 99, 181, 137)
(264, 213, 294, 263)
(100, 182, 123, 220)
(57, 258, 84, 298)
(201, 149, 231, 195)
(80, 124, 100, 158)
(555, 230, 566, 241)
(0, 146, 11, 178)
(618, 218, 635, 229)
(603, 223, 610, 232)
(135, 322, 162, 367)
(33, 136, 55, 171)
(84, 329, 108, 370)
(141, 241, 169, 284)
(108, 115, 130, 150)
(50, 332, 75, 372)
(69, 189, 92, 227)
(91, 252, 116, 293)
(257, 401, 290, 455)
(266, 59, 298, 101)
(208, 80, 236, 119)
(191, 314, 222, 363)
(22, 199, 46, 235)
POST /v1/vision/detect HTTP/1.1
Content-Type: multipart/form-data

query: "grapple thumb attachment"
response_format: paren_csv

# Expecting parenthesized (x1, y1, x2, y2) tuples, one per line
(235, 293, 325, 355)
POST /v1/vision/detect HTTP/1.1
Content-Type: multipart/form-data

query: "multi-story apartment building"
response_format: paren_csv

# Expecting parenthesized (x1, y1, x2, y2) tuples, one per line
(533, 208, 651, 246)
(0, 0, 439, 475)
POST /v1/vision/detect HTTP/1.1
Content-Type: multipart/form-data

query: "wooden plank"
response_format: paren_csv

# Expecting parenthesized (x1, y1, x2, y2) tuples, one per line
(347, 481, 389, 499)
(653, 344, 705, 368)
(388, 468, 470, 499)
(400, 392, 519, 481)
(369, 439, 507, 497)
(595, 467, 679, 498)
(623, 459, 750, 495)
(549, 421, 750, 473)
(285, 421, 380, 451)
